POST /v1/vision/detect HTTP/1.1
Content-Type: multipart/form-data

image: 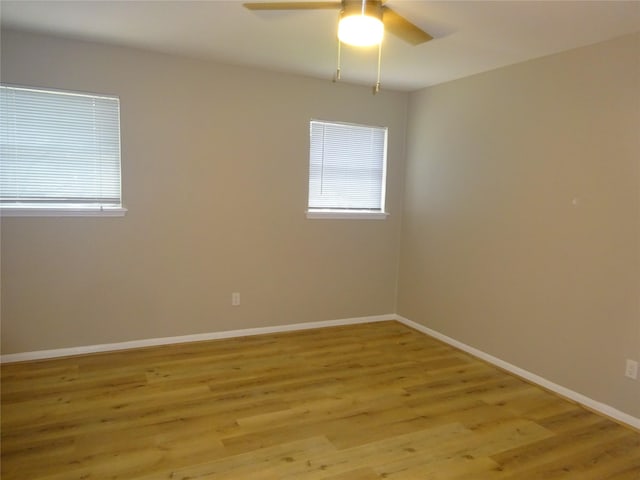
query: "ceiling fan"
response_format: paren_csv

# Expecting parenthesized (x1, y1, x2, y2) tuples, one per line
(243, 0, 433, 46)
(243, 0, 432, 93)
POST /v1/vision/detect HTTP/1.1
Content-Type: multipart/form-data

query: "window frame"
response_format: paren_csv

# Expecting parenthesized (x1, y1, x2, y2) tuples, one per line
(0, 83, 126, 217)
(306, 119, 389, 220)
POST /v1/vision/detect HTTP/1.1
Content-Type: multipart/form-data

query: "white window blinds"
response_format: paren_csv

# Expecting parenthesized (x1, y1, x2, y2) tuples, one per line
(0, 84, 122, 212)
(308, 120, 387, 212)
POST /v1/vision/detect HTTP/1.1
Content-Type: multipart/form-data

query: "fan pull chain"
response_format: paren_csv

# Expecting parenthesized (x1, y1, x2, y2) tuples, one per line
(333, 37, 382, 93)
(373, 41, 382, 95)
(334, 40, 342, 82)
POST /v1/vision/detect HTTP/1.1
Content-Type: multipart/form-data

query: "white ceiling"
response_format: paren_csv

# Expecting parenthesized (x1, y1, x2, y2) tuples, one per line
(1, 0, 639, 91)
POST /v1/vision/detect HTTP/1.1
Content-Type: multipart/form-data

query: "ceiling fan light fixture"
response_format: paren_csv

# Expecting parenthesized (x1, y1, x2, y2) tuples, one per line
(338, 1, 383, 47)
(338, 14, 383, 47)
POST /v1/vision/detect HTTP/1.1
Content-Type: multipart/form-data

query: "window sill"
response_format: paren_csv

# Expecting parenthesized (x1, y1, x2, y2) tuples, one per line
(306, 210, 389, 220)
(0, 207, 128, 217)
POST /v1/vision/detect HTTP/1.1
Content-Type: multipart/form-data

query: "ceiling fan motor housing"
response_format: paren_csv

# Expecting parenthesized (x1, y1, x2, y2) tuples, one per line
(341, 0, 383, 21)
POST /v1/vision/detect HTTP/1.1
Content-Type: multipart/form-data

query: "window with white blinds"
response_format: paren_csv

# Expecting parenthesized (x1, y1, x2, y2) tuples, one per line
(0, 84, 124, 216)
(308, 120, 387, 218)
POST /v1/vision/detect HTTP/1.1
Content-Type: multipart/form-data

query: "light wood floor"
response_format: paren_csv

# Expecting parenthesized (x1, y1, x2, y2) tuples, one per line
(1, 321, 639, 479)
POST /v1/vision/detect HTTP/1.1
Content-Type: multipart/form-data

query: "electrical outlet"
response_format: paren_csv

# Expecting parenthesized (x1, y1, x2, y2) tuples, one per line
(625, 359, 638, 380)
(231, 292, 240, 306)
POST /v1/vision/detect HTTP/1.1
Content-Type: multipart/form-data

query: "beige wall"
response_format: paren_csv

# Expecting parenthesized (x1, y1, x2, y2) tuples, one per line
(398, 33, 640, 417)
(0, 29, 408, 353)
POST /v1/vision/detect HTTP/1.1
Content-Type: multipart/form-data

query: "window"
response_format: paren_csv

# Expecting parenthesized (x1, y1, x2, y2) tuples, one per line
(307, 119, 388, 219)
(0, 84, 125, 216)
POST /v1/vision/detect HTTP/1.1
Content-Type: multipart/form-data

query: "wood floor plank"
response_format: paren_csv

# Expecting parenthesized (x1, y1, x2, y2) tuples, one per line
(319, 467, 382, 480)
(274, 422, 472, 480)
(2, 320, 638, 479)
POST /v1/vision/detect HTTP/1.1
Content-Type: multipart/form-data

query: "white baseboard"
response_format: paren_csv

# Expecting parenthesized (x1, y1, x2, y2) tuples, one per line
(0, 314, 395, 364)
(394, 315, 640, 430)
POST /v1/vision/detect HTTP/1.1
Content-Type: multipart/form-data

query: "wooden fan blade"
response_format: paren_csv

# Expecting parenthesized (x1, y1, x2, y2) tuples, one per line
(382, 6, 432, 45)
(244, 2, 340, 10)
